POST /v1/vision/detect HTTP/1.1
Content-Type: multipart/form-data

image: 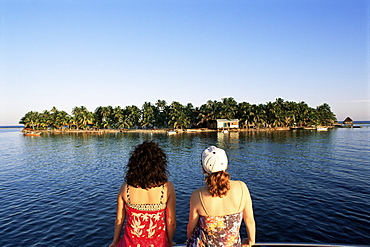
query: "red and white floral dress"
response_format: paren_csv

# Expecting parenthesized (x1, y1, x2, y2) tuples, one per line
(117, 185, 169, 247)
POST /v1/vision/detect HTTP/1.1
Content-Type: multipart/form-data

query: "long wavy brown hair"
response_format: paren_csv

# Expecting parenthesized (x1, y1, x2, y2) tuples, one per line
(125, 140, 168, 189)
(205, 170, 231, 197)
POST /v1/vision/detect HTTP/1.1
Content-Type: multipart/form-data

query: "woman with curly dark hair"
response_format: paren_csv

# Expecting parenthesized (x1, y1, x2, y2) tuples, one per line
(186, 146, 255, 247)
(109, 141, 176, 247)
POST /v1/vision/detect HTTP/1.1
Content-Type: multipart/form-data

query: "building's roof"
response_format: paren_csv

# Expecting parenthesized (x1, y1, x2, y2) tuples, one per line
(216, 119, 239, 122)
(343, 117, 353, 122)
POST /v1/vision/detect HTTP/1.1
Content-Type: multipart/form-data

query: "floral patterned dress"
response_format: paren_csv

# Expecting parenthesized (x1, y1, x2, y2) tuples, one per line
(187, 182, 244, 247)
(187, 212, 243, 247)
(117, 185, 169, 247)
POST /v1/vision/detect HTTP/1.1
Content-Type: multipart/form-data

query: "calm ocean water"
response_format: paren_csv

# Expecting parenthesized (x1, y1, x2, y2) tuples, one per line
(0, 127, 369, 246)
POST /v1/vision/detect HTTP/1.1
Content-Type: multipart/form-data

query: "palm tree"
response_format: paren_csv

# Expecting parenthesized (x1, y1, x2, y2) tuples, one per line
(141, 102, 156, 128)
(196, 100, 221, 128)
(208, 100, 222, 120)
(185, 103, 196, 128)
(94, 106, 112, 128)
(155, 99, 168, 128)
(48, 106, 70, 129)
(305, 107, 319, 126)
(19, 111, 40, 129)
(264, 102, 274, 128)
(295, 101, 309, 127)
(237, 101, 252, 128)
(272, 98, 288, 127)
(58, 110, 71, 129)
(49, 107, 58, 129)
(316, 103, 336, 126)
(196, 104, 210, 128)
(123, 105, 141, 129)
(112, 106, 125, 129)
(220, 97, 238, 119)
(253, 104, 267, 128)
(285, 101, 298, 127)
(168, 101, 191, 129)
(39, 110, 51, 129)
(72, 106, 94, 129)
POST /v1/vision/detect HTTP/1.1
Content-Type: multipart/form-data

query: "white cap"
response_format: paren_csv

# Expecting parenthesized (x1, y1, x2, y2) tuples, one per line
(201, 146, 228, 174)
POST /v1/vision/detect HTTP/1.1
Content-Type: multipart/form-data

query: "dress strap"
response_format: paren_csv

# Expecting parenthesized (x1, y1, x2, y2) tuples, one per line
(126, 184, 131, 204)
(198, 189, 210, 217)
(160, 184, 165, 204)
(237, 181, 244, 212)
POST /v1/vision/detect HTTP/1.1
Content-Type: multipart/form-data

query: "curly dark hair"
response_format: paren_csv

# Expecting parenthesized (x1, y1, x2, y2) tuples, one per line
(125, 140, 169, 189)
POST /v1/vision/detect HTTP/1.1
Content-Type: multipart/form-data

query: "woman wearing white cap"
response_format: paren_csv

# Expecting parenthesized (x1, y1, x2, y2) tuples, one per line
(186, 146, 255, 247)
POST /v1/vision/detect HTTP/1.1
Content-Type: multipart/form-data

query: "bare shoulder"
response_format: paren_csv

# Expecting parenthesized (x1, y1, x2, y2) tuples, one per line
(166, 181, 174, 188)
(189, 187, 202, 207)
(231, 180, 247, 187)
(165, 181, 175, 193)
(119, 182, 127, 193)
(194, 186, 209, 196)
(191, 186, 209, 201)
(190, 187, 204, 200)
(117, 182, 127, 201)
(231, 180, 250, 193)
(190, 187, 199, 197)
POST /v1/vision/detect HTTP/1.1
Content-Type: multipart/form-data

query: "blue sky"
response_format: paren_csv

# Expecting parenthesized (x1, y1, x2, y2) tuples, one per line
(0, 0, 369, 125)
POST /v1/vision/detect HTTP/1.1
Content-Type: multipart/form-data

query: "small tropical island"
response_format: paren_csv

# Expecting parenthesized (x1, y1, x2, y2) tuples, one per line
(19, 97, 338, 133)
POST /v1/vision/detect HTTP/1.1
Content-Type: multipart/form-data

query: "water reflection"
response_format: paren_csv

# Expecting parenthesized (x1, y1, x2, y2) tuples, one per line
(0, 129, 369, 246)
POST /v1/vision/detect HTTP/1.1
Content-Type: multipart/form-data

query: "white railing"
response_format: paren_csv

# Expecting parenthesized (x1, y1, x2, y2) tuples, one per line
(174, 243, 369, 247)
(253, 243, 369, 247)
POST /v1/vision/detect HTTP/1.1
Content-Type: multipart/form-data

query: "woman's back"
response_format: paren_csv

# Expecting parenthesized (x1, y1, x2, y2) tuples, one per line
(123, 183, 169, 205)
(118, 183, 170, 247)
(187, 181, 247, 247)
(197, 180, 246, 217)
(187, 145, 255, 247)
(109, 141, 176, 247)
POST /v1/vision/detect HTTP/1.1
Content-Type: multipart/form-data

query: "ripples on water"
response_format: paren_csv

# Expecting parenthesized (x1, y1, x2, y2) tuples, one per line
(0, 128, 369, 246)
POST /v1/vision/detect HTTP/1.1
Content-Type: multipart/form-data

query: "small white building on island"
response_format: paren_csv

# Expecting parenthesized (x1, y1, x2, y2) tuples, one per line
(216, 119, 239, 129)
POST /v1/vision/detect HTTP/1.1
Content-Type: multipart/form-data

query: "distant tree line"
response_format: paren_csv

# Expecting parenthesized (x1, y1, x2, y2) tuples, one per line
(19, 97, 337, 130)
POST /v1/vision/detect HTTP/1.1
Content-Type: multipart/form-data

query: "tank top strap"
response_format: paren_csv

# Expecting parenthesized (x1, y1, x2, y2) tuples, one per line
(126, 184, 131, 204)
(237, 181, 244, 212)
(198, 189, 210, 217)
(160, 184, 165, 204)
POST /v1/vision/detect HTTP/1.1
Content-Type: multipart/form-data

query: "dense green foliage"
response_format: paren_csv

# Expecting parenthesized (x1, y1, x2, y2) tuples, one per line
(19, 97, 337, 130)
